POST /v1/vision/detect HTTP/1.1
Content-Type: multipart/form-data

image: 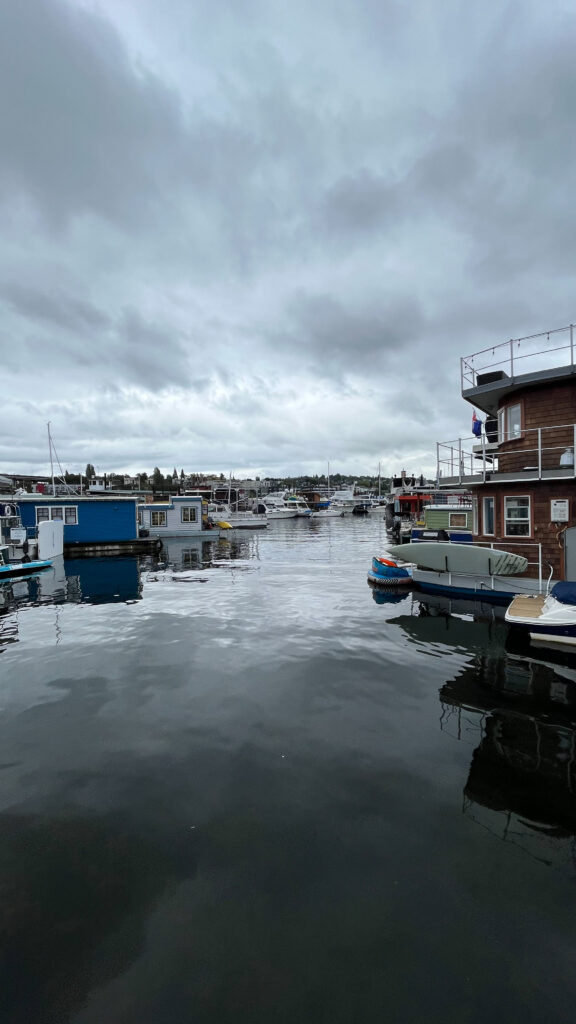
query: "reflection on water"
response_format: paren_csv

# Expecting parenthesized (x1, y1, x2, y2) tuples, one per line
(397, 593, 576, 872)
(3, 520, 576, 1021)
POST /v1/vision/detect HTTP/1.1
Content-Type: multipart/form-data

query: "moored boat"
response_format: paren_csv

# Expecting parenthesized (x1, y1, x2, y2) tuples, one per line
(0, 545, 52, 579)
(384, 540, 536, 602)
(367, 556, 412, 587)
(505, 583, 576, 646)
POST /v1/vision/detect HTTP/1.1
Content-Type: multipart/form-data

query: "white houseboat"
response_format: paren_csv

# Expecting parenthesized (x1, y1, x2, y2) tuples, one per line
(138, 495, 224, 538)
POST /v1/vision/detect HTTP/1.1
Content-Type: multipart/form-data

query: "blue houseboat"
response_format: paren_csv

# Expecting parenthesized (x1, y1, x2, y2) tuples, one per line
(17, 495, 142, 549)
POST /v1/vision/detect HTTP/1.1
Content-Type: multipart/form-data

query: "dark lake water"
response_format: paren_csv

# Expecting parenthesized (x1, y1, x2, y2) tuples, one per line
(2, 516, 576, 1023)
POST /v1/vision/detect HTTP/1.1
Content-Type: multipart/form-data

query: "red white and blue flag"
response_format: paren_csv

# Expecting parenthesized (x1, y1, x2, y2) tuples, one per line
(472, 410, 482, 437)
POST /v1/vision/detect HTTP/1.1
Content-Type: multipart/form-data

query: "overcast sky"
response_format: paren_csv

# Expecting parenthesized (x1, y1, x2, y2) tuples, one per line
(1, 0, 574, 479)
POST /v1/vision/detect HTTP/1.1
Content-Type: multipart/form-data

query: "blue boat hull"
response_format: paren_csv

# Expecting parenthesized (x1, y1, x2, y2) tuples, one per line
(414, 579, 514, 605)
(0, 559, 52, 580)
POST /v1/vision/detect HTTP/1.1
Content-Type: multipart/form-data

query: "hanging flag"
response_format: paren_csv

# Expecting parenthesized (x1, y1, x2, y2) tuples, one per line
(472, 410, 482, 438)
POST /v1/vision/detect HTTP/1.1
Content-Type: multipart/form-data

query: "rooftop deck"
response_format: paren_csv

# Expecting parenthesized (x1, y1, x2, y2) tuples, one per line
(461, 324, 576, 415)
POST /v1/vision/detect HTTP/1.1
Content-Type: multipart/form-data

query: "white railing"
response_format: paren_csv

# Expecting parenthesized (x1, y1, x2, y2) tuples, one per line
(436, 422, 576, 483)
(473, 540, 546, 592)
(461, 324, 575, 390)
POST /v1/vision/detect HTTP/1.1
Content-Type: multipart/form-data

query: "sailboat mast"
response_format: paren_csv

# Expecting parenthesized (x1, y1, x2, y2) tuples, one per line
(47, 422, 55, 494)
(378, 462, 381, 499)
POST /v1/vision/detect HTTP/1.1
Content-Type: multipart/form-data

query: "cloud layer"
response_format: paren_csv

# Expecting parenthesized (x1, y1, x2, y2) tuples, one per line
(1, 0, 575, 477)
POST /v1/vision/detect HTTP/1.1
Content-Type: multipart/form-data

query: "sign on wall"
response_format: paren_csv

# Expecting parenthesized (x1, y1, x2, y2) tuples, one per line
(551, 499, 570, 522)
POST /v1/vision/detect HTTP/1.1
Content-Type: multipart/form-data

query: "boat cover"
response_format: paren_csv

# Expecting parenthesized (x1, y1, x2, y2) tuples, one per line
(551, 582, 576, 605)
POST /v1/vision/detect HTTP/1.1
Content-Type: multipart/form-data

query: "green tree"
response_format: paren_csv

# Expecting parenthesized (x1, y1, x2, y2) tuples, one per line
(152, 467, 164, 490)
(85, 463, 95, 480)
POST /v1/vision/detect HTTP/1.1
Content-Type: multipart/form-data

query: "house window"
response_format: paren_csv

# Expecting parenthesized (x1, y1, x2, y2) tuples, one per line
(151, 510, 167, 527)
(36, 505, 78, 524)
(483, 497, 495, 535)
(449, 512, 467, 527)
(181, 507, 197, 523)
(504, 495, 530, 536)
(498, 403, 522, 442)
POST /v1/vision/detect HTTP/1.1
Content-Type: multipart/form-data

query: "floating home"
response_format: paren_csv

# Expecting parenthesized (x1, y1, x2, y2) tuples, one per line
(437, 323, 576, 586)
(16, 494, 151, 552)
(411, 503, 473, 543)
(138, 495, 220, 537)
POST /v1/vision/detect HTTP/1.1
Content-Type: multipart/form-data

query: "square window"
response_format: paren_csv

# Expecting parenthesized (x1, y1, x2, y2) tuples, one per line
(36, 507, 49, 523)
(151, 510, 166, 527)
(181, 507, 197, 523)
(50, 507, 63, 521)
(449, 512, 467, 527)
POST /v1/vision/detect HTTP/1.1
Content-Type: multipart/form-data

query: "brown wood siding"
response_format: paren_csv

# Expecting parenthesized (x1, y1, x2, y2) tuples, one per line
(498, 382, 576, 473)
(474, 480, 576, 580)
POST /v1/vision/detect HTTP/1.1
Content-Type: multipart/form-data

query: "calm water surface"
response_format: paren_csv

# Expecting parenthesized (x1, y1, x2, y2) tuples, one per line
(1, 517, 576, 1023)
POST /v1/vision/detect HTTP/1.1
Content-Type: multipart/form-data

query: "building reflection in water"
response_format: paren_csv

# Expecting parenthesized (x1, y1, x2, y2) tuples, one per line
(0, 556, 143, 654)
(392, 592, 576, 871)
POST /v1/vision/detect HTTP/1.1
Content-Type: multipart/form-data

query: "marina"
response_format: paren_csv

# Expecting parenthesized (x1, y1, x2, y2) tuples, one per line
(2, 515, 576, 1021)
(3, 0, 576, 1018)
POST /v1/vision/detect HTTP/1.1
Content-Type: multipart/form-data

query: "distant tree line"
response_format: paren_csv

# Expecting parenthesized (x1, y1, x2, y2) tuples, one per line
(59, 467, 391, 494)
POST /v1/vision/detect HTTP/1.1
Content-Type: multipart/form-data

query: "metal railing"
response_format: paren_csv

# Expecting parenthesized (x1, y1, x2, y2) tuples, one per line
(461, 323, 575, 390)
(436, 422, 576, 483)
(472, 540, 545, 592)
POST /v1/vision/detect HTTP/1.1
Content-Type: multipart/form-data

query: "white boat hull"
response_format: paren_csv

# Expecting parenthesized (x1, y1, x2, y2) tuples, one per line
(265, 509, 298, 519)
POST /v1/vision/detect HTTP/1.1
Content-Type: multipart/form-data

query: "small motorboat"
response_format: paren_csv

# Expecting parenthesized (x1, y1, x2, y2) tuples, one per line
(367, 556, 412, 587)
(505, 582, 576, 646)
(0, 545, 52, 580)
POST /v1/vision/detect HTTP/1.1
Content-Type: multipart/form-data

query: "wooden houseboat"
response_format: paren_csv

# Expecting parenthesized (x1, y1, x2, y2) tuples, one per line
(436, 323, 576, 590)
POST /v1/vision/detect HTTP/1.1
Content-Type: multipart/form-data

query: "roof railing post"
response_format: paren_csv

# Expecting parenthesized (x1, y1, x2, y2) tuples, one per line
(538, 427, 542, 479)
(458, 438, 462, 484)
(482, 432, 486, 482)
(509, 338, 514, 378)
(436, 442, 439, 482)
(460, 357, 464, 392)
(571, 324, 574, 367)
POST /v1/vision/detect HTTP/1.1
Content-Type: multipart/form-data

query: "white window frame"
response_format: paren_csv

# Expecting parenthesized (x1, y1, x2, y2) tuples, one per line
(35, 505, 78, 524)
(181, 506, 197, 523)
(449, 512, 468, 528)
(482, 496, 495, 536)
(504, 495, 531, 537)
(472, 496, 478, 535)
(498, 403, 522, 442)
(151, 510, 167, 527)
